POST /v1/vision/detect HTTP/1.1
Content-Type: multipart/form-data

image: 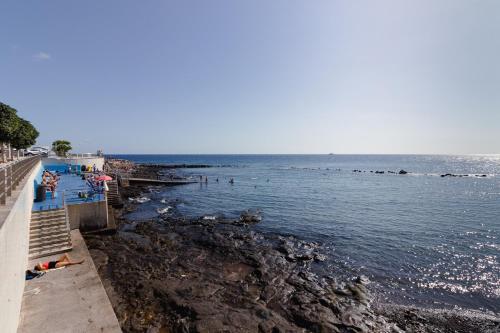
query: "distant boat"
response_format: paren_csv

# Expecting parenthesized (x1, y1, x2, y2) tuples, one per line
(328, 153, 334, 155)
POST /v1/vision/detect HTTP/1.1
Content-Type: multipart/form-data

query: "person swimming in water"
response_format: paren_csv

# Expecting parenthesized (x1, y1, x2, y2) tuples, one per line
(34, 254, 84, 271)
(229, 178, 234, 184)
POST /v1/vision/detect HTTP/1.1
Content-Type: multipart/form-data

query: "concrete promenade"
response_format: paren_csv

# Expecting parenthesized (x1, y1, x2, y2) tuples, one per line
(18, 230, 121, 333)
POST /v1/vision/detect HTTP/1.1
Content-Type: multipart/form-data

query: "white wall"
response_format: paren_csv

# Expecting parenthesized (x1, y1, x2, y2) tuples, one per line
(0, 161, 41, 333)
(43, 156, 104, 171)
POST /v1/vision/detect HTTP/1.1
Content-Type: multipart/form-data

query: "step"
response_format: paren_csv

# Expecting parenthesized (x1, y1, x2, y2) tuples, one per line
(30, 239, 71, 252)
(30, 226, 69, 238)
(30, 239, 71, 253)
(30, 231, 69, 243)
(32, 208, 65, 216)
(30, 222, 67, 231)
(29, 233, 71, 247)
(31, 208, 65, 214)
(30, 217, 66, 228)
(31, 212, 66, 221)
(31, 219, 67, 229)
(30, 227, 68, 239)
(31, 213, 66, 221)
(30, 216, 66, 225)
(29, 244, 73, 260)
(32, 208, 65, 213)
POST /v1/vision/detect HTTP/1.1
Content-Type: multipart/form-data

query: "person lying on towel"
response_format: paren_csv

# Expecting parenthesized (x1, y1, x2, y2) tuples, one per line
(34, 253, 84, 271)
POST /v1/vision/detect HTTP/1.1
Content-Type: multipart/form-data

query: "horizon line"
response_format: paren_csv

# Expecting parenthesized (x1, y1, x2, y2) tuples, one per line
(102, 152, 500, 156)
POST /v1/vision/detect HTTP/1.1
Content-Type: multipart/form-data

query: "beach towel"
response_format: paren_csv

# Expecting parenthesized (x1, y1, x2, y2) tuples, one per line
(25, 270, 45, 280)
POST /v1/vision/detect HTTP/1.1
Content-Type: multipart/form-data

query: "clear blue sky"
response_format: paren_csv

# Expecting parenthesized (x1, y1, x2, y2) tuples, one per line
(1, 0, 499, 154)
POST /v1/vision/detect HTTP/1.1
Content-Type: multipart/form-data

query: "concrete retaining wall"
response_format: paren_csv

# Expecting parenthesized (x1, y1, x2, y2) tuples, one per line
(0, 161, 41, 333)
(67, 200, 108, 231)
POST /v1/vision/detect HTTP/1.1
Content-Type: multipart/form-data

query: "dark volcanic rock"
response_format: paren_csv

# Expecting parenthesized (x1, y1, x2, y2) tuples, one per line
(377, 304, 500, 333)
(85, 214, 400, 332)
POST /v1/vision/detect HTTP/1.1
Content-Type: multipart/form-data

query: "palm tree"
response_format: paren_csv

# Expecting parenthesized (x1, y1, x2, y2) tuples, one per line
(52, 140, 72, 157)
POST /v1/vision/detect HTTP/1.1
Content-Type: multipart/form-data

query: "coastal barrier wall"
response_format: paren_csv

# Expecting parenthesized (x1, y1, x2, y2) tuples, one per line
(0, 161, 41, 333)
(67, 200, 108, 231)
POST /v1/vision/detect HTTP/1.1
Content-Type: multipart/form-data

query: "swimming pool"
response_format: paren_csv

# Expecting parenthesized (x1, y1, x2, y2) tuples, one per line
(32, 164, 105, 211)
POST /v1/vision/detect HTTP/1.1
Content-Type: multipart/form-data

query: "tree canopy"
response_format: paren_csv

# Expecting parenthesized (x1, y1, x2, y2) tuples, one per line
(11, 119, 39, 149)
(0, 102, 39, 149)
(52, 140, 72, 157)
(0, 102, 20, 143)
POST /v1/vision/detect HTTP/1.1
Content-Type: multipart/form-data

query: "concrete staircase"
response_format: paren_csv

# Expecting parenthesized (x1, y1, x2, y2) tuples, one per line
(29, 208, 72, 259)
(106, 180, 122, 207)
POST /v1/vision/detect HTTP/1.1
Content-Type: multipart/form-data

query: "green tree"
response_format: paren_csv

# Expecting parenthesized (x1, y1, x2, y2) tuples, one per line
(0, 102, 20, 143)
(52, 140, 72, 157)
(0, 102, 40, 161)
(11, 119, 39, 150)
(0, 102, 21, 161)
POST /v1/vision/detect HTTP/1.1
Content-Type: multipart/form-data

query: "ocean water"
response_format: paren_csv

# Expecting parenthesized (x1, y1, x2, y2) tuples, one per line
(109, 154, 500, 313)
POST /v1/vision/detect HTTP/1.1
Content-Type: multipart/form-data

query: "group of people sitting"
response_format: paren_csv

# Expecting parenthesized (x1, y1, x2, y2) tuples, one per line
(68, 163, 99, 174)
(77, 173, 108, 198)
(41, 170, 60, 193)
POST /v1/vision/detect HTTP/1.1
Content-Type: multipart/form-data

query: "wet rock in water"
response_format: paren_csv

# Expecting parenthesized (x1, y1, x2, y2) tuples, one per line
(314, 253, 327, 262)
(376, 304, 500, 333)
(156, 206, 171, 215)
(239, 209, 262, 224)
(399, 170, 408, 175)
(128, 196, 150, 203)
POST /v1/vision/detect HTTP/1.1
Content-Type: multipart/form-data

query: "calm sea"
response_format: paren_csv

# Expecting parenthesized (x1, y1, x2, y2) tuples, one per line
(109, 154, 500, 313)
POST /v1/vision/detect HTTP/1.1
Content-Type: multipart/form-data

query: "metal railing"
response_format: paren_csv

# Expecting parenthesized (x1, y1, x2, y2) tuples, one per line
(0, 155, 41, 205)
(67, 153, 102, 158)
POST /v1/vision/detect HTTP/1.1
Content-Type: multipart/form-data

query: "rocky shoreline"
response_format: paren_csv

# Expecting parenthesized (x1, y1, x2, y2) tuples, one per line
(83, 160, 499, 332)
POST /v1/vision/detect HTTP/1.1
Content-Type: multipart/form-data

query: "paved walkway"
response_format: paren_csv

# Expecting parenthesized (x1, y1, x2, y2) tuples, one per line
(18, 230, 121, 333)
